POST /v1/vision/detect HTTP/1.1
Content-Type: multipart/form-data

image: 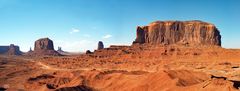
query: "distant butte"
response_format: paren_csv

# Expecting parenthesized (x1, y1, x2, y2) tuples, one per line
(98, 41, 104, 50)
(133, 20, 221, 46)
(34, 38, 55, 51)
(28, 38, 60, 56)
(0, 44, 22, 55)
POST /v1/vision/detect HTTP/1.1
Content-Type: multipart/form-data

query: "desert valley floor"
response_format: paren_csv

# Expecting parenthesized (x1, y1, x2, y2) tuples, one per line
(1, 45, 240, 91)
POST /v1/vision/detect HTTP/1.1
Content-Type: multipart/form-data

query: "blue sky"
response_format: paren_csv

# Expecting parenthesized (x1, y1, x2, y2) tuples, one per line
(0, 0, 240, 52)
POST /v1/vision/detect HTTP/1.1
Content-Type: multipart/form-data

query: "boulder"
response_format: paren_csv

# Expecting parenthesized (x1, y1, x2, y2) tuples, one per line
(133, 20, 221, 46)
(98, 41, 104, 50)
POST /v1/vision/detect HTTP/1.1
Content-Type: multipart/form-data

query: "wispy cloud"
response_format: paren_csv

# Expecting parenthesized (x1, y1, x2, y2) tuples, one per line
(55, 40, 97, 52)
(69, 28, 79, 34)
(102, 34, 112, 39)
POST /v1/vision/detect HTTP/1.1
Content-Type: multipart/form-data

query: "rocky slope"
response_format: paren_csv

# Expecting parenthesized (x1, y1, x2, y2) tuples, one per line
(133, 20, 221, 46)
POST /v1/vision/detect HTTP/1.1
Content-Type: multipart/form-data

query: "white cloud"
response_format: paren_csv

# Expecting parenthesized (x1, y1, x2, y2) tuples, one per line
(102, 34, 112, 39)
(55, 40, 97, 52)
(69, 28, 80, 34)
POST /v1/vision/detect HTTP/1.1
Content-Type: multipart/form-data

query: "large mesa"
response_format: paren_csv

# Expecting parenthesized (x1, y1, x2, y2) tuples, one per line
(133, 20, 221, 46)
(0, 44, 22, 55)
(34, 38, 55, 51)
(30, 38, 60, 56)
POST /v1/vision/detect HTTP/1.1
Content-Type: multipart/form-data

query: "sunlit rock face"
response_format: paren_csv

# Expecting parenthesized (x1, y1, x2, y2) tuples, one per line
(133, 20, 221, 46)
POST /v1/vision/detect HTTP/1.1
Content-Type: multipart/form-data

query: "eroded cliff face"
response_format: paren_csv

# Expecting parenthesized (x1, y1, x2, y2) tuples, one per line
(133, 20, 221, 46)
(0, 44, 22, 55)
(34, 38, 54, 51)
(30, 38, 60, 56)
(7, 44, 22, 55)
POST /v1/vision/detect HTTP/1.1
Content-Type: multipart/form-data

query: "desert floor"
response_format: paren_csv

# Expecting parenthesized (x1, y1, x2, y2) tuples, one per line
(1, 45, 240, 91)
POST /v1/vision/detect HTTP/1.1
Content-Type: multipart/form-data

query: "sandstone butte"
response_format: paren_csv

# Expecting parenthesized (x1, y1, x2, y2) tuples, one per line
(97, 41, 104, 50)
(133, 20, 221, 46)
(0, 44, 22, 55)
(1, 20, 240, 91)
(34, 38, 55, 51)
(27, 38, 60, 56)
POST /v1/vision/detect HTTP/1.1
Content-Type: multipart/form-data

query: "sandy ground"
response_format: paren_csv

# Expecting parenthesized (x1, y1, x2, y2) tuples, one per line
(1, 45, 240, 91)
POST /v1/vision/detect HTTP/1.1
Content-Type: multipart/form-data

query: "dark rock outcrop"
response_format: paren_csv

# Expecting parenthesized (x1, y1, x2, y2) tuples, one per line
(30, 38, 60, 56)
(7, 44, 22, 55)
(57, 47, 71, 55)
(97, 41, 104, 50)
(0, 44, 22, 55)
(86, 50, 92, 54)
(28, 47, 33, 52)
(55, 85, 93, 91)
(133, 20, 221, 46)
(57, 47, 63, 52)
(34, 38, 54, 51)
(0, 46, 9, 54)
(0, 87, 6, 91)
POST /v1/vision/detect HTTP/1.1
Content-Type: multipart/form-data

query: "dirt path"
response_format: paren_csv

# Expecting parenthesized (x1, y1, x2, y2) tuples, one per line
(37, 62, 52, 70)
(36, 61, 94, 71)
(19, 58, 66, 71)
(36, 61, 76, 71)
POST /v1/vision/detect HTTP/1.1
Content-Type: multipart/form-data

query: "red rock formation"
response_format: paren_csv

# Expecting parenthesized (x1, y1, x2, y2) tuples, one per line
(133, 20, 221, 46)
(57, 47, 63, 52)
(34, 38, 54, 51)
(31, 38, 60, 56)
(7, 44, 22, 55)
(0, 44, 22, 55)
(98, 41, 104, 50)
(28, 47, 33, 53)
(86, 50, 92, 54)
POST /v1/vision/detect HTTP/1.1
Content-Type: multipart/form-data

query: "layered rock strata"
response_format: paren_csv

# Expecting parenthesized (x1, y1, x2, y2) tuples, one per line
(133, 20, 221, 46)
